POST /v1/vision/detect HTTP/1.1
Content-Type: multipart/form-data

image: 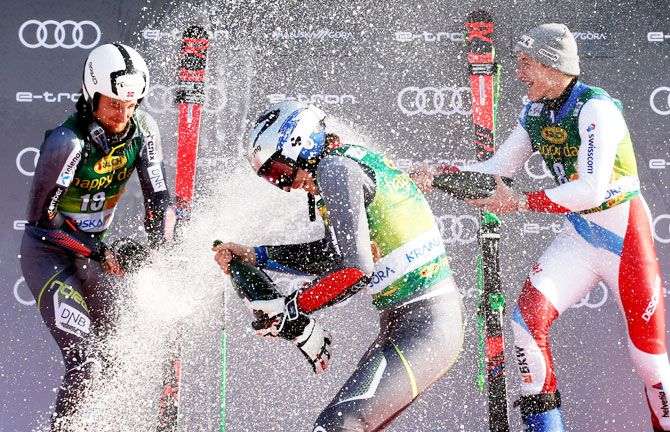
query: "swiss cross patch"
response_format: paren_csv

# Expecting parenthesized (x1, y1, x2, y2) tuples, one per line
(519, 35, 534, 48)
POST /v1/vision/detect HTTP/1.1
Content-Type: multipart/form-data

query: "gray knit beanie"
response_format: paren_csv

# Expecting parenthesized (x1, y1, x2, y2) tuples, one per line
(515, 23, 580, 76)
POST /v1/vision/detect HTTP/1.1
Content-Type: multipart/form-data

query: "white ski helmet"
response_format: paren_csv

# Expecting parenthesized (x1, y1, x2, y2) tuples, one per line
(248, 101, 327, 189)
(82, 43, 149, 108)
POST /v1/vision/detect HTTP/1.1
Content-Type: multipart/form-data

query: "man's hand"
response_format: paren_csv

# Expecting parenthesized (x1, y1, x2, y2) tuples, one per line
(110, 238, 149, 274)
(248, 292, 304, 339)
(212, 241, 256, 275)
(248, 297, 287, 336)
(250, 295, 333, 374)
(409, 164, 436, 193)
(101, 245, 126, 276)
(466, 175, 523, 215)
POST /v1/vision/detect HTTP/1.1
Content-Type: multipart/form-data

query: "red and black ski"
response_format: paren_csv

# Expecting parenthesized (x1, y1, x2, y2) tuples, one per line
(466, 10, 510, 432)
(175, 25, 209, 216)
(156, 24, 209, 432)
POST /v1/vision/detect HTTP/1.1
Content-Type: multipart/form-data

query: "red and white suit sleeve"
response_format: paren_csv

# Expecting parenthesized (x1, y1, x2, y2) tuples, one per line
(527, 99, 625, 213)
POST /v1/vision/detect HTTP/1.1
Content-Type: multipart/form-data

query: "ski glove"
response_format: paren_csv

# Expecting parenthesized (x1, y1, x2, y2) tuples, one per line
(294, 317, 332, 374)
(250, 293, 333, 374)
(110, 238, 149, 274)
(249, 290, 302, 338)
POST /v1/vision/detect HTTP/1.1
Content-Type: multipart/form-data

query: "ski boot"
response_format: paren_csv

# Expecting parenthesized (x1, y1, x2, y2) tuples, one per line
(515, 391, 565, 432)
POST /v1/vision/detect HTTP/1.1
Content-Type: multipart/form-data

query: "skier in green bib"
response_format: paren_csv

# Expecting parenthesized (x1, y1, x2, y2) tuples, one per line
(20, 43, 177, 431)
(212, 101, 464, 431)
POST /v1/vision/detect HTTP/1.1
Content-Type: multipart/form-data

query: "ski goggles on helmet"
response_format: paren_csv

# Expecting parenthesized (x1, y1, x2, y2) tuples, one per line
(257, 153, 298, 189)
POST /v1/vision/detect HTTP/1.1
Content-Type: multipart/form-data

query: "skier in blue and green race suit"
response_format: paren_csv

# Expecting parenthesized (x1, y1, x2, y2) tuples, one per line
(213, 101, 465, 431)
(20, 43, 178, 431)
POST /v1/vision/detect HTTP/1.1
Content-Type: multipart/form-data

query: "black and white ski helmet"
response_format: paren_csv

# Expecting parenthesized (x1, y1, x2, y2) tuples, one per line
(82, 43, 149, 107)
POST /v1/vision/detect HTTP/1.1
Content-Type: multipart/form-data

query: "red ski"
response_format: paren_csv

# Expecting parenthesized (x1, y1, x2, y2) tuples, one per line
(175, 25, 209, 216)
(157, 24, 209, 432)
(466, 10, 510, 432)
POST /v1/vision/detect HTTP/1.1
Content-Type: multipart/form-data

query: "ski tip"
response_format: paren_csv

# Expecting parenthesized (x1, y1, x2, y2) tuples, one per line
(183, 25, 209, 39)
(466, 10, 492, 23)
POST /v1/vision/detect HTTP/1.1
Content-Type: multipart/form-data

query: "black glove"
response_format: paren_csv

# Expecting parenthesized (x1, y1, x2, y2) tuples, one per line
(109, 238, 149, 274)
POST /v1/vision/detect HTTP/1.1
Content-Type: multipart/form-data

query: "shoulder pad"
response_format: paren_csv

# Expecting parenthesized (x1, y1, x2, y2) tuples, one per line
(42, 126, 84, 151)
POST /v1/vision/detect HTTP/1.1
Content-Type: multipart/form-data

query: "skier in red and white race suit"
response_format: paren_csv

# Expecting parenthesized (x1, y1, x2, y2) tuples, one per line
(413, 23, 670, 432)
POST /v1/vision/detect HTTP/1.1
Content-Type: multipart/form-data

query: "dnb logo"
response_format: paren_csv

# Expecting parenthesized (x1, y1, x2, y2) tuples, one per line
(541, 126, 568, 144)
(19, 20, 101, 49)
(52, 280, 90, 337)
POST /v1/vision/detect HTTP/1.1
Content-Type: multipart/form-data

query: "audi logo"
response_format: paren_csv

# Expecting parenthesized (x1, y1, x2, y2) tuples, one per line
(524, 151, 553, 180)
(654, 214, 670, 244)
(14, 277, 35, 306)
(16, 147, 40, 177)
(143, 84, 227, 114)
(571, 282, 608, 309)
(397, 86, 471, 116)
(437, 214, 478, 244)
(650, 87, 670, 116)
(19, 19, 101, 49)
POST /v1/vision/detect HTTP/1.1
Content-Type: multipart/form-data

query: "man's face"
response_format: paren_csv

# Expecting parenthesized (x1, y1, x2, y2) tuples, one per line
(93, 94, 137, 134)
(515, 53, 556, 102)
(285, 167, 317, 195)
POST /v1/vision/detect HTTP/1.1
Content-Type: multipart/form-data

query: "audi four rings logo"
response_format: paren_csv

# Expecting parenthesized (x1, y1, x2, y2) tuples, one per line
(654, 214, 670, 244)
(19, 20, 101, 49)
(571, 282, 609, 309)
(650, 87, 670, 115)
(16, 147, 40, 176)
(524, 151, 553, 180)
(143, 85, 227, 113)
(437, 214, 478, 244)
(397, 86, 471, 116)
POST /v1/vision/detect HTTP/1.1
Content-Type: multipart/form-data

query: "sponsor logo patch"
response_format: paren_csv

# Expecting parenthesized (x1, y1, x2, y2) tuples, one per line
(148, 165, 167, 192)
(57, 148, 82, 187)
(541, 126, 568, 144)
(94, 153, 127, 174)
